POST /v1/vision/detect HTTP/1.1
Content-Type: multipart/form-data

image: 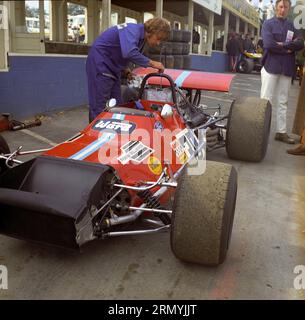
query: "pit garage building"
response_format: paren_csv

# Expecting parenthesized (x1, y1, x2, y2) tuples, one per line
(0, 0, 260, 118)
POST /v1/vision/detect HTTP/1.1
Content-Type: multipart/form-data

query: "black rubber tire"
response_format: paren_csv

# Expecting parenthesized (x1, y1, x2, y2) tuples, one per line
(148, 54, 166, 66)
(148, 42, 173, 55)
(148, 44, 162, 54)
(0, 134, 10, 175)
(171, 161, 237, 266)
(226, 97, 271, 162)
(173, 55, 183, 69)
(181, 30, 191, 43)
(163, 42, 173, 55)
(164, 55, 174, 69)
(182, 43, 190, 55)
(172, 42, 184, 55)
(237, 58, 254, 73)
(183, 55, 191, 69)
(170, 29, 183, 42)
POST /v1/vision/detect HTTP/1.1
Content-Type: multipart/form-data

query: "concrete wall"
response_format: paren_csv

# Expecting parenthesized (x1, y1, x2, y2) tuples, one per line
(190, 51, 229, 73)
(0, 55, 88, 118)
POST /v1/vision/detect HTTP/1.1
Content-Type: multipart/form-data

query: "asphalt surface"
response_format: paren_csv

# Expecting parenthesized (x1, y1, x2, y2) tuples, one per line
(0, 72, 305, 300)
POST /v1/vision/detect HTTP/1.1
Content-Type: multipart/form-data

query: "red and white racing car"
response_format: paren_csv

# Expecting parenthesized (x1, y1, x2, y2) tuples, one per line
(0, 69, 271, 266)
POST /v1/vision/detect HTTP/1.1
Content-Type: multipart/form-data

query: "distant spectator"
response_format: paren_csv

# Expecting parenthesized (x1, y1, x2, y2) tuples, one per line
(216, 35, 224, 51)
(79, 24, 85, 43)
(257, 37, 264, 53)
(192, 28, 200, 53)
(243, 34, 256, 52)
(226, 32, 242, 72)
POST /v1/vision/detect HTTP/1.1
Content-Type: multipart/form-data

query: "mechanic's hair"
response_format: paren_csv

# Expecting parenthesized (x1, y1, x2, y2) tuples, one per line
(275, 0, 291, 7)
(144, 18, 171, 40)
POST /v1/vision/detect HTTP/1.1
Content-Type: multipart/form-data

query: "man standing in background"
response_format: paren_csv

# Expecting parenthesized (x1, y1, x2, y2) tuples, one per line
(260, 0, 304, 144)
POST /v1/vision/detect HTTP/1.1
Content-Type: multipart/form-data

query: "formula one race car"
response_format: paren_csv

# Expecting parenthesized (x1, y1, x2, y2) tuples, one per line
(0, 69, 271, 266)
(237, 51, 263, 74)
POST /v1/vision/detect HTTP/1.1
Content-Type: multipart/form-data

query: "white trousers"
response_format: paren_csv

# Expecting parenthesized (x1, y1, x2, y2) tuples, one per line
(260, 67, 291, 133)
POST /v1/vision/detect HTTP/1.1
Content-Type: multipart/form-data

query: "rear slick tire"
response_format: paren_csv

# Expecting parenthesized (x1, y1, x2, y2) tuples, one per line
(226, 97, 271, 162)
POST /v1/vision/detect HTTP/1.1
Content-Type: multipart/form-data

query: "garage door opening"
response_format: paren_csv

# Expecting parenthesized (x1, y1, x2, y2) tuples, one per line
(67, 2, 87, 43)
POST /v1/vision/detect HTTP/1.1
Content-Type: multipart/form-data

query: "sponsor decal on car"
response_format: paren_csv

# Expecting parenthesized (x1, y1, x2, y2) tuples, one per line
(170, 128, 199, 164)
(118, 141, 154, 165)
(70, 114, 125, 161)
(154, 121, 164, 132)
(147, 156, 163, 175)
(93, 119, 136, 134)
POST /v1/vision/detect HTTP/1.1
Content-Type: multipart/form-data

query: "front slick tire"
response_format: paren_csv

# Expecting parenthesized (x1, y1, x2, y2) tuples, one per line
(171, 161, 237, 266)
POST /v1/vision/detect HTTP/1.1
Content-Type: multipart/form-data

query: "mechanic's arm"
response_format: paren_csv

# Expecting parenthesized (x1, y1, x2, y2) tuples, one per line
(123, 48, 164, 72)
(119, 27, 151, 67)
(262, 21, 289, 55)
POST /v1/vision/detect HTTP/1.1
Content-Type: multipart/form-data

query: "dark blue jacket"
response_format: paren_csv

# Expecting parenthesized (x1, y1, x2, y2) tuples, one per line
(88, 23, 150, 78)
(261, 17, 304, 77)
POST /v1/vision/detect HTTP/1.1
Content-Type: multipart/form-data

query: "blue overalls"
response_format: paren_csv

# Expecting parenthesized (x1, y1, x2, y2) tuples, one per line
(86, 23, 150, 122)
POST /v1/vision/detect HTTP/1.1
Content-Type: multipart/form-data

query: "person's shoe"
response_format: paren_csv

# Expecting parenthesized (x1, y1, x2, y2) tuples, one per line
(274, 132, 295, 144)
(287, 144, 305, 155)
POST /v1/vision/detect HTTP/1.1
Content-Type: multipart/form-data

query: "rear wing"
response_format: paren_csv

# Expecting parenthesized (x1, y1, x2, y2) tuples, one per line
(133, 67, 235, 92)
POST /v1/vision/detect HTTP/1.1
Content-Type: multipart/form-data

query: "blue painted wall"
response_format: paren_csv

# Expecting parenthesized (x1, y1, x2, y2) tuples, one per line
(190, 51, 229, 73)
(0, 52, 229, 119)
(0, 55, 88, 119)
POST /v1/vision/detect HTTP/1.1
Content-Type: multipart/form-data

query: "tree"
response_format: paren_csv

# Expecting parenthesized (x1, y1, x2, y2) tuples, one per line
(67, 3, 85, 16)
(25, 4, 39, 18)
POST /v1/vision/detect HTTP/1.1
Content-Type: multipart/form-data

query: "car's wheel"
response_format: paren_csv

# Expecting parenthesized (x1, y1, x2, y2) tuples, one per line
(170, 29, 183, 42)
(0, 134, 10, 175)
(183, 55, 191, 69)
(173, 55, 183, 69)
(237, 58, 254, 73)
(171, 42, 184, 55)
(149, 42, 173, 55)
(226, 97, 271, 162)
(181, 30, 191, 43)
(182, 43, 190, 55)
(165, 55, 174, 69)
(171, 161, 237, 266)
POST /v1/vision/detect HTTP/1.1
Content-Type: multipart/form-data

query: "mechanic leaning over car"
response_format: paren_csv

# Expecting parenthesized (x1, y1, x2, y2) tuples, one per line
(86, 18, 170, 123)
(260, 0, 304, 144)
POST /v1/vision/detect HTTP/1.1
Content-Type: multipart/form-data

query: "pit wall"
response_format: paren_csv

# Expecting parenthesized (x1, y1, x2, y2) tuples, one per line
(0, 52, 229, 119)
